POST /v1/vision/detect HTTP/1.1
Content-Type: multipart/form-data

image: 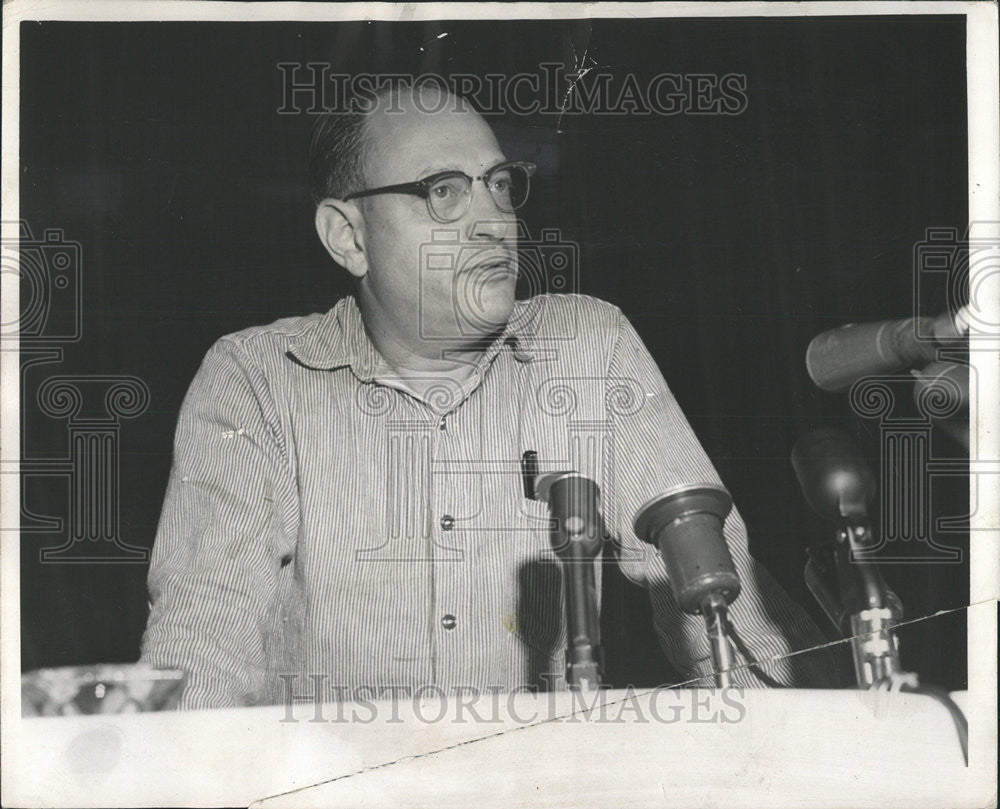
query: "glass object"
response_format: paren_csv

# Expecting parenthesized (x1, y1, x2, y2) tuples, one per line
(21, 664, 186, 717)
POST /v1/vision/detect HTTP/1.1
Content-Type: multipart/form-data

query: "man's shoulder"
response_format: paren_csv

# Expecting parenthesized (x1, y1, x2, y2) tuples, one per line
(215, 311, 330, 352)
(517, 292, 621, 317)
(514, 293, 623, 341)
(183, 309, 339, 386)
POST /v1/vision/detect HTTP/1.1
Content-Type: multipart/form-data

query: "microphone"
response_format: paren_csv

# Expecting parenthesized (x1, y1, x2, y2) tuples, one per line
(534, 471, 603, 691)
(790, 429, 901, 687)
(790, 427, 876, 525)
(633, 483, 740, 687)
(633, 484, 739, 613)
(806, 309, 966, 392)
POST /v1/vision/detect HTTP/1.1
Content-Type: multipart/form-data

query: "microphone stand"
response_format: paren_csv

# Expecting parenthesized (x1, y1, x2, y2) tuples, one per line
(790, 428, 901, 687)
(534, 471, 604, 692)
(701, 592, 736, 688)
(820, 518, 968, 763)
(791, 429, 968, 762)
(833, 520, 902, 689)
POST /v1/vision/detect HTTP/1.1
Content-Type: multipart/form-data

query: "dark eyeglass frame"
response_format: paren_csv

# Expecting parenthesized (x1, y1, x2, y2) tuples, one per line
(343, 160, 537, 223)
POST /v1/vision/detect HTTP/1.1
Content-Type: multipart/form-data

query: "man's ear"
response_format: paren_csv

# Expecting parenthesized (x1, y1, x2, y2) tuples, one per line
(315, 199, 368, 279)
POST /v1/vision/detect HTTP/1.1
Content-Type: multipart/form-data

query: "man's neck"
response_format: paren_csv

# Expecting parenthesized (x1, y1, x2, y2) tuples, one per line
(358, 306, 499, 404)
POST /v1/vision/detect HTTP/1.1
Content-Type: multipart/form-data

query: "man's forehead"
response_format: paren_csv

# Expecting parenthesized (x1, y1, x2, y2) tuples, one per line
(363, 92, 504, 180)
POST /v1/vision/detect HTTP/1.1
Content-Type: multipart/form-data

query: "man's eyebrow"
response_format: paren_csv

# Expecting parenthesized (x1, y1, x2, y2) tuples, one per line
(415, 164, 465, 179)
(414, 159, 510, 179)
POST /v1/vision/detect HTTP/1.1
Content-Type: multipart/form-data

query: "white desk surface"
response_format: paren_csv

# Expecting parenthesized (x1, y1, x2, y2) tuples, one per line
(3, 688, 989, 809)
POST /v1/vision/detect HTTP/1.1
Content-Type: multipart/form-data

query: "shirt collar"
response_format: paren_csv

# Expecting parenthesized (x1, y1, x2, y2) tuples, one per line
(285, 295, 538, 378)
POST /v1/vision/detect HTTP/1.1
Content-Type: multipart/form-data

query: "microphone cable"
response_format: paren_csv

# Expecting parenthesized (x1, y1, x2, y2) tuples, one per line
(885, 678, 969, 766)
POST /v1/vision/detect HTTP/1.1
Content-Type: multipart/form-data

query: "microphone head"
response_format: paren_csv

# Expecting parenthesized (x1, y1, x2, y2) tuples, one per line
(805, 318, 938, 392)
(534, 471, 581, 505)
(633, 483, 739, 613)
(536, 472, 603, 558)
(791, 428, 876, 523)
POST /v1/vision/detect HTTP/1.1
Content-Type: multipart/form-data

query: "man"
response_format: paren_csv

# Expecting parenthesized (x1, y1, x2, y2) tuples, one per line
(141, 82, 835, 709)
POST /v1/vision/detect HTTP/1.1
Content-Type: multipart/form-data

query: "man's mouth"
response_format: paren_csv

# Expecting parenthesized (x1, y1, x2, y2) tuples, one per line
(465, 252, 516, 274)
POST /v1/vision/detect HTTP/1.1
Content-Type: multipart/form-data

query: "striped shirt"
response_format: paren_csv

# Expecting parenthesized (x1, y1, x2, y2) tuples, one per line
(140, 293, 834, 709)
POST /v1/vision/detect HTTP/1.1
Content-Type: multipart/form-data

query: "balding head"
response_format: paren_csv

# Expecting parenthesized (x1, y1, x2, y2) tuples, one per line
(308, 82, 487, 204)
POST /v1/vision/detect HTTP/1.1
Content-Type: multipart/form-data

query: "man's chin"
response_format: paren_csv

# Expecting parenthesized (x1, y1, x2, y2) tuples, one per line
(442, 302, 510, 344)
(452, 276, 516, 332)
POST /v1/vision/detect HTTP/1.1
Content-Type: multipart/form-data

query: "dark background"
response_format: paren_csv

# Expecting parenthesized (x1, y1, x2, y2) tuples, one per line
(19, 17, 970, 689)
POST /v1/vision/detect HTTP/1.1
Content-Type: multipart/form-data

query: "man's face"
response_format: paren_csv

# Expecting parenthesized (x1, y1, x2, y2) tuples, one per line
(355, 94, 519, 353)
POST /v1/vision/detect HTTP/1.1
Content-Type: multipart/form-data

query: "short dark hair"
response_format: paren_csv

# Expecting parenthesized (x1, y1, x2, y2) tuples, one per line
(307, 108, 371, 205)
(307, 80, 422, 205)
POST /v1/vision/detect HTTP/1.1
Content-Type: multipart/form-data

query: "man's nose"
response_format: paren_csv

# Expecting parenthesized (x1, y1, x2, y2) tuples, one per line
(469, 216, 513, 241)
(466, 186, 515, 241)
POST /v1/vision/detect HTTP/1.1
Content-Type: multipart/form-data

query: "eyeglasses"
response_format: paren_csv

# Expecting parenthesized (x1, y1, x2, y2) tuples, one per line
(343, 161, 536, 223)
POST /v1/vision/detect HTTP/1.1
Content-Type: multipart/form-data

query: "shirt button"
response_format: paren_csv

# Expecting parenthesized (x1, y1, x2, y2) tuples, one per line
(440, 514, 455, 531)
(438, 416, 447, 431)
(441, 614, 457, 630)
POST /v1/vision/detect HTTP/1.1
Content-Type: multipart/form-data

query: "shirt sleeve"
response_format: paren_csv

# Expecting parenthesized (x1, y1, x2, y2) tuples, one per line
(605, 311, 842, 688)
(139, 338, 298, 709)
